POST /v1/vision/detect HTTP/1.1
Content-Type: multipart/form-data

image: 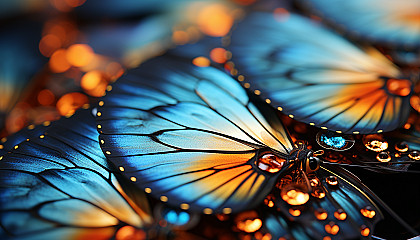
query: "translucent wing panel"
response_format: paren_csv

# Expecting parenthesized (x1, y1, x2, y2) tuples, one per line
(229, 12, 411, 134)
(98, 56, 294, 213)
(268, 166, 382, 239)
(0, 109, 151, 240)
(300, 0, 420, 49)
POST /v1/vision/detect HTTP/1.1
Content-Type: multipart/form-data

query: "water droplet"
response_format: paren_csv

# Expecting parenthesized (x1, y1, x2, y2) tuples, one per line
(163, 209, 191, 226)
(325, 222, 339, 235)
(316, 131, 354, 151)
(311, 186, 326, 199)
(315, 208, 328, 220)
(310, 178, 320, 187)
(376, 152, 391, 162)
(360, 206, 376, 218)
(289, 208, 301, 216)
(256, 152, 286, 173)
(395, 142, 409, 152)
(363, 134, 388, 152)
(264, 195, 275, 208)
(409, 151, 420, 160)
(360, 225, 370, 237)
(334, 209, 347, 220)
(235, 211, 262, 233)
(326, 176, 338, 186)
(281, 184, 310, 205)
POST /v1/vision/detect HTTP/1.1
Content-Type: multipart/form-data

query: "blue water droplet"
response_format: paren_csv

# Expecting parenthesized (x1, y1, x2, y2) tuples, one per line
(164, 210, 190, 225)
(320, 134, 346, 149)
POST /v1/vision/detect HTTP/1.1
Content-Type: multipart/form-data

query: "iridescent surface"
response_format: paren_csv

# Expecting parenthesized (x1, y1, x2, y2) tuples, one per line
(0, 109, 152, 239)
(228, 12, 413, 134)
(300, 0, 420, 49)
(97, 55, 294, 213)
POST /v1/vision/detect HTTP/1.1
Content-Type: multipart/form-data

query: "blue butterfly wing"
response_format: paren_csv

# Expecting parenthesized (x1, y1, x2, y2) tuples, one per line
(267, 165, 383, 239)
(228, 12, 412, 134)
(97, 56, 295, 214)
(0, 109, 151, 240)
(299, 0, 420, 50)
(0, 123, 49, 156)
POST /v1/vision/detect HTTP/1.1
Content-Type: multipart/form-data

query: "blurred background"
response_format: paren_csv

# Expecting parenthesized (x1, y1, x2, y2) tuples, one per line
(0, 0, 253, 138)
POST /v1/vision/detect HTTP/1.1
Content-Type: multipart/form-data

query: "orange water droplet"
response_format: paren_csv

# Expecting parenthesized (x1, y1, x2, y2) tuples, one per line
(395, 142, 409, 152)
(281, 184, 309, 205)
(325, 222, 339, 235)
(289, 208, 301, 216)
(326, 176, 338, 186)
(334, 209, 347, 220)
(360, 206, 376, 219)
(257, 153, 286, 173)
(315, 208, 328, 220)
(311, 186, 325, 199)
(409, 151, 420, 160)
(376, 152, 391, 162)
(360, 225, 370, 237)
(363, 135, 388, 152)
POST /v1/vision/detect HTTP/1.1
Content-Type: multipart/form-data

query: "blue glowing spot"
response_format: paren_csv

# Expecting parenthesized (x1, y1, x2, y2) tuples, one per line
(320, 135, 346, 149)
(164, 210, 190, 225)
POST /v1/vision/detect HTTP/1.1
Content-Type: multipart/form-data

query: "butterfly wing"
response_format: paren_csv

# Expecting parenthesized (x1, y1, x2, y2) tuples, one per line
(265, 165, 383, 239)
(0, 123, 49, 156)
(228, 12, 412, 134)
(0, 109, 152, 240)
(97, 56, 295, 213)
(298, 0, 420, 50)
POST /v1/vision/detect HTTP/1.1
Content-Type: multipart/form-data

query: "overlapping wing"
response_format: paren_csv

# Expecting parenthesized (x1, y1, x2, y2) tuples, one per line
(97, 56, 294, 213)
(299, 0, 420, 50)
(0, 109, 151, 240)
(228, 12, 412, 134)
(265, 165, 382, 239)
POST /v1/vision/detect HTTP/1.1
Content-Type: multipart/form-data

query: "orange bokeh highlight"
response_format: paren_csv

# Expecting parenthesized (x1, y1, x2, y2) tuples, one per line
(66, 44, 94, 67)
(38, 89, 55, 106)
(210, 48, 228, 63)
(192, 56, 211, 67)
(115, 226, 146, 240)
(172, 31, 190, 45)
(49, 49, 71, 73)
(81, 71, 103, 91)
(56, 92, 88, 116)
(81, 71, 109, 97)
(197, 4, 233, 37)
(39, 34, 61, 57)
